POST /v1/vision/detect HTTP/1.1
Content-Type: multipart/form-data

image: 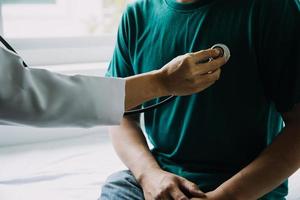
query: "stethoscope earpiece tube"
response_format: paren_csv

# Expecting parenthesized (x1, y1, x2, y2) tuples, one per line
(124, 95, 176, 116)
(0, 36, 28, 67)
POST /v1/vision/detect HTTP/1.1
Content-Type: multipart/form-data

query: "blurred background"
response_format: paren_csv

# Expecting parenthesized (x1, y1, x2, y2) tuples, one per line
(0, 0, 134, 146)
(1, 0, 134, 66)
(0, 1, 133, 200)
(2, 0, 130, 38)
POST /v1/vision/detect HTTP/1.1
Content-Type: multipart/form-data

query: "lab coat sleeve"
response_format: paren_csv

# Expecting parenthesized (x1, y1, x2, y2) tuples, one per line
(0, 47, 125, 127)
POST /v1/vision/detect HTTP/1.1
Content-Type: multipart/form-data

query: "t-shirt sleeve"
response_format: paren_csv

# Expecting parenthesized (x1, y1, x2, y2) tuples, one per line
(106, 6, 135, 78)
(257, 0, 300, 113)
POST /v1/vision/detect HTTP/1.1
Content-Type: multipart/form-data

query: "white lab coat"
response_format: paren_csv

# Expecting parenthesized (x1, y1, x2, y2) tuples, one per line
(0, 46, 125, 127)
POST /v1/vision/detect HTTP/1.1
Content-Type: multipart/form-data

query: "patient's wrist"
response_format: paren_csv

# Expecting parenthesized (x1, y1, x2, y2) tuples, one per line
(135, 165, 162, 186)
(213, 186, 240, 200)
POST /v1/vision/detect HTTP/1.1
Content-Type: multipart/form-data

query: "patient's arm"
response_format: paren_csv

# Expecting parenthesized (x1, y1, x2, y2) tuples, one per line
(109, 115, 160, 181)
(109, 116, 205, 200)
(202, 104, 300, 200)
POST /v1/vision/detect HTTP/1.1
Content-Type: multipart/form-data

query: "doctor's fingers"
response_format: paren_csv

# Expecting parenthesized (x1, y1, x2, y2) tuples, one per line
(190, 49, 221, 63)
(197, 68, 222, 85)
(185, 69, 221, 94)
(193, 56, 226, 75)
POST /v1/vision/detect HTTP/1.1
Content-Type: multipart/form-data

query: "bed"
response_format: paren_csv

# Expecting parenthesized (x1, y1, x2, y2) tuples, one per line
(0, 127, 299, 200)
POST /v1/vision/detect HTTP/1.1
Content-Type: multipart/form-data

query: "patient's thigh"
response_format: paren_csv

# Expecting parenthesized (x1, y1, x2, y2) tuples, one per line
(100, 170, 144, 200)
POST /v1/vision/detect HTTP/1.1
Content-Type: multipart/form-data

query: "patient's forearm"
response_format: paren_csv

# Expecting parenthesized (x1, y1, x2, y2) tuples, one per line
(109, 116, 161, 181)
(216, 123, 300, 200)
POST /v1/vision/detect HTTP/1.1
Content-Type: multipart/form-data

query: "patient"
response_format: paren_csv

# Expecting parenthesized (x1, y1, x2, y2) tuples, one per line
(101, 0, 300, 199)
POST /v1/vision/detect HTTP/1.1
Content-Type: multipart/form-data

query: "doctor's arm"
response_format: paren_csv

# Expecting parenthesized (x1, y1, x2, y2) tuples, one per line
(0, 46, 222, 127)
(0, 46, 127, 127)
(124, 49, 224, 111)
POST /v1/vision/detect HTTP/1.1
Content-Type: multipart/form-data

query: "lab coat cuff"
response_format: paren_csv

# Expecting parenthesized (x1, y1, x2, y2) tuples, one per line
(105, 77, 126, 125)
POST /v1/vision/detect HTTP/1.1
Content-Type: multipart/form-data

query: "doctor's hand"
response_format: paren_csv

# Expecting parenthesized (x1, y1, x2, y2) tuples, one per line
(139, 168, 205, 200)
(124, 48, 228, 110)
(158, 48, 227, 96)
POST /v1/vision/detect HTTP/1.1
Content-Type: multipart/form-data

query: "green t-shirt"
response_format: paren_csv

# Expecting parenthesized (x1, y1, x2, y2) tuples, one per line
(106, 0, 300, 199)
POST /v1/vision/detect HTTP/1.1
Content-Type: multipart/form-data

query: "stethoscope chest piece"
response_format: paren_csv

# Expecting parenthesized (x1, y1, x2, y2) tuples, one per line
(211, 44, 231, 62)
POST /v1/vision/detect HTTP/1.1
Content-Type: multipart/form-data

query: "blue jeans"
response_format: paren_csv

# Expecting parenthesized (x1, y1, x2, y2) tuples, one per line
(100, 170, 145, 200)
(100, 170, 287, 200)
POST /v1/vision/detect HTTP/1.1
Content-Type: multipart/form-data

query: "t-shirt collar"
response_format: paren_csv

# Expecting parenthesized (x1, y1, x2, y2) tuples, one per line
(164, 0, 215, 11)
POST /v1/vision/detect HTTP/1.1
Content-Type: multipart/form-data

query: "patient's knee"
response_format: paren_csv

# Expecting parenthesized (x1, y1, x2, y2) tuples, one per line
(100, 170, 144, 200)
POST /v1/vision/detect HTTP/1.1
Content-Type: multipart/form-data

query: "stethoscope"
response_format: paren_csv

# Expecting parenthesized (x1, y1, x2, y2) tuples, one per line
(125, 43, 230, 115)
(0, 36, 230, 116)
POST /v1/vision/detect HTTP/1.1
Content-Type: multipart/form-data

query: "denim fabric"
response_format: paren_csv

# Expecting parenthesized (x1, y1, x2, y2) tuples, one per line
(100, 170, 144, 200)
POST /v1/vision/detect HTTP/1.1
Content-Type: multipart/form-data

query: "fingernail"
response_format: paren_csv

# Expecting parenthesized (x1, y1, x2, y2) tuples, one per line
(214, 49, 220, 55)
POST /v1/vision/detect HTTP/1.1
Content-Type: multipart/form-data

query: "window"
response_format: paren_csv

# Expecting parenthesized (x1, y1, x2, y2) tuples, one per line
(0, 0, 133, 66)
(0, 0, 134, 145)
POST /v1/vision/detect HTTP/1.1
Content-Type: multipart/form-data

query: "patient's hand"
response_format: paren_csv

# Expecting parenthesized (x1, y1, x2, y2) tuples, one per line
(190, 189, 234, 200)
(139, 168, 205, 200)
(158, 48, 227, 96)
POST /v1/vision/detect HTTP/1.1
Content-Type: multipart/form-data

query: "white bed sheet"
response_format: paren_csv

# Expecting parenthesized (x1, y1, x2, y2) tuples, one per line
(0, 131, 125, 200)
(0, 132, 299, 200)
